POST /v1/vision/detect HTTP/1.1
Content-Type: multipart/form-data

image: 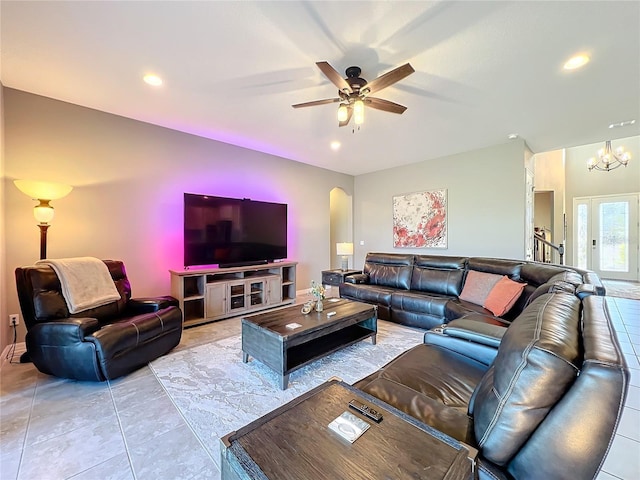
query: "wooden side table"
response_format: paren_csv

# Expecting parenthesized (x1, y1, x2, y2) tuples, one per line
(220, 379, 477, 479)
(321, 269, 362, 286)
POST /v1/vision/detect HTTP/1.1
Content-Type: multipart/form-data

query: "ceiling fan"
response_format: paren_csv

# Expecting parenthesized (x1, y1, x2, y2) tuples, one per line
(292, 61, 415, 127)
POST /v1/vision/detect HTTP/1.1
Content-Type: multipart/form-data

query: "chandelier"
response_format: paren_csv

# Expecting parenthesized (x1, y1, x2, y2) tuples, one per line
(587, 141, 631, 172)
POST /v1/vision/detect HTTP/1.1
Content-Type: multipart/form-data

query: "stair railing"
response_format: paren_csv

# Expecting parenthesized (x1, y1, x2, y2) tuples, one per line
(534, 232, 564, 265)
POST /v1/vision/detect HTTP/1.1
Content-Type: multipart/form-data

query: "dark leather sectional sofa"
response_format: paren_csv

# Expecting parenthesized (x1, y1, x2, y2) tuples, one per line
(340, 252, 603, 329)
(15, 260, 183, 381)
(341, 253, 628, 479)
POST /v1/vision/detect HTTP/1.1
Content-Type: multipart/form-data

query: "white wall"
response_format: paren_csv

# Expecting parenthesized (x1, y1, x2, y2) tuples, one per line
(565, 135, 640, 262)
(329, 188, 352, 269)
(353, 140, 527, 266)
(0, 84, 7, 355)
(534, 192, 553, 236)
(534, 149, 565, 245)
(2, 88, 353, 347)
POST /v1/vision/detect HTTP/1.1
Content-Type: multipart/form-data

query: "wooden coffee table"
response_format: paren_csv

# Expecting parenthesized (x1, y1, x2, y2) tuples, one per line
(220, 379, 477, 479)
(241, 298, 377, 389)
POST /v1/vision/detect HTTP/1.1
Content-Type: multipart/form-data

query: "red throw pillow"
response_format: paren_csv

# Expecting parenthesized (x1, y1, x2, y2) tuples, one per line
(484, 276, 527, 316)
(459, 270, 503, 306)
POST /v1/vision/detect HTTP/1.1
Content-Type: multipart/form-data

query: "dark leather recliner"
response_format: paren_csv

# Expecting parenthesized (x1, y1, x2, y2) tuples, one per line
(15, 260, 183, 381)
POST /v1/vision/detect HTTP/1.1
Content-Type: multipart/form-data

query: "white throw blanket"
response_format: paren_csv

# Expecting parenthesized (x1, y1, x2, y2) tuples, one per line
(36, 257, 121, 314)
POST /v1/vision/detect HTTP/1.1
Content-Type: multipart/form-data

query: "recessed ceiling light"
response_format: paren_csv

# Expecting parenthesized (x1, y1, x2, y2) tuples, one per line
(609, 119, 636, 129)
(143, 74, 163, 86)
(330, 141, 341, 150)
(563, 54, 590, 70)
(507, 133, 519, 140)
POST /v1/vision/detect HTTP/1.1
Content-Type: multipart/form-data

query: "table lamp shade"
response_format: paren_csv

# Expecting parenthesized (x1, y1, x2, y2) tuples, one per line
(336, 243, 354, 256)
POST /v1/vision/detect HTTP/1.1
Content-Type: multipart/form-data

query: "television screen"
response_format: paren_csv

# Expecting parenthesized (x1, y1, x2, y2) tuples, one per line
(184, 193, 287, 268)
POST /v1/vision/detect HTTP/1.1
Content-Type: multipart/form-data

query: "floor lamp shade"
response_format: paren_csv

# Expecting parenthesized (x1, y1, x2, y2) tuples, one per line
(14, 179, 73, 259)
(336, 242, 354, 270)
(14, 180, 73, 201)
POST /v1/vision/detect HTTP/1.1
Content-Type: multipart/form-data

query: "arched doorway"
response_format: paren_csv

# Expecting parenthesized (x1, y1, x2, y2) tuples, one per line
(329, 187, 353, 269)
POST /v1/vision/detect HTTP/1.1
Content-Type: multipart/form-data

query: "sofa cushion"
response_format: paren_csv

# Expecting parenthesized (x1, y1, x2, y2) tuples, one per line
(467, 257, 523, 280)
(363, 253, 414, 290)
(354, 343, 487, 442)
(391, 291, 451, 317)
(444, 299, 496, 322)
(410, 255, 467, 296)
(483, 276, 527, 316)
(459, 270, 502, 305)
(339, 282, 395, 307)
(390, 310, 446, 330)
(519, 263, 575, 286)
(390, 291, 453, 329)
(526, 279, 576, 306)
(470, 293, 581, 465)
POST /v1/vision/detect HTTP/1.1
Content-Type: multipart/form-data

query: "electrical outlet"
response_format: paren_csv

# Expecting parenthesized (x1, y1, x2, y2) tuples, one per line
(9, 314, 19, 327)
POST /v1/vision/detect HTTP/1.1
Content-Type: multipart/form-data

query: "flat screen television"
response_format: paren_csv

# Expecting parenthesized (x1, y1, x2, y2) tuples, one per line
(184, 193, 287, 268)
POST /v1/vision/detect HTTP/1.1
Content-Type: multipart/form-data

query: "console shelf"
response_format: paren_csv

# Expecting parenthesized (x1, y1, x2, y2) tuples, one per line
(170, 261, 297, 328)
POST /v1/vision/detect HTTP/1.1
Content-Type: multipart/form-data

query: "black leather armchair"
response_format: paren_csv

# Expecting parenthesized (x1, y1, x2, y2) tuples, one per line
(15, 260, 183, 381)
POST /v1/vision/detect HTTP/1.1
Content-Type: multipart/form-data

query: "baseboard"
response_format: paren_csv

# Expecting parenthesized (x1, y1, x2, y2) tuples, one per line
(1, 342, 26, 368)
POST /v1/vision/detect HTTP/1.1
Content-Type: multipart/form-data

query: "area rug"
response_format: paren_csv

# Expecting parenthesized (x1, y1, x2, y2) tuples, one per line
(602, 280, 640, 300)
(150, 321, 424, 469)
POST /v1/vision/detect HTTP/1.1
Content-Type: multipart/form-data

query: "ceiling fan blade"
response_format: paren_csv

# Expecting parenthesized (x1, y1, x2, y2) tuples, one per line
(316, 61, 352, 93)
(339, 106, 353, 127)
(292, 98, 341, 108)
(365, 97, 408, 114)
(363, 63, 415, 95)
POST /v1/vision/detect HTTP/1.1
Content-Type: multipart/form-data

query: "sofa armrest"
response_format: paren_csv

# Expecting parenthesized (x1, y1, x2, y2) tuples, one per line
(443, 318, 507, 349)
(424, 329, 499, 367)
(575, 284, 598, 300)
(27, 317, 101, 345)
(26, 317, 104, 380)
(582, 273, 605, 295)
(127, 296, 179, 314)
(345, 273, 369, 284)
(421, 316, 507, 366)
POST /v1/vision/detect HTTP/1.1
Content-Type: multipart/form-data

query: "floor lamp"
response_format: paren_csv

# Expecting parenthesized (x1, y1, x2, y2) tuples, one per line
(14, 180, 72, 363)
(14, 180, 73, 260)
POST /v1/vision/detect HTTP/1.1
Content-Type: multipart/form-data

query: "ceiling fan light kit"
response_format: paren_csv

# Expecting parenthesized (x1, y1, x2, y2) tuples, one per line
(292, 61, 415, 127)
(337, 104, 349, 122)
(353, 99, 364, 125)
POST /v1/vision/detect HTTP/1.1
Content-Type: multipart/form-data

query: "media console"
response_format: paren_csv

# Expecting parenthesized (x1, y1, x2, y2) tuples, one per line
(170, 261, 297, 328)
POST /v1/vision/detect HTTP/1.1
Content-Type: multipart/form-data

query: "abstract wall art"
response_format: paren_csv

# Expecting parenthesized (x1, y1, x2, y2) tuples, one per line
(393, 189, 447, 248)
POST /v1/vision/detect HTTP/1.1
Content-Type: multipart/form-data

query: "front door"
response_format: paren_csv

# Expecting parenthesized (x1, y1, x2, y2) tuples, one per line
(574, 194, 639, 280)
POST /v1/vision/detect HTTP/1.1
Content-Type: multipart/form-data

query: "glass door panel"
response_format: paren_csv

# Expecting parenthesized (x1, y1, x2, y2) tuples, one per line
(592, 195, 638, 280)
(597, 201, 629, 272)
(573, 194, 639, 281)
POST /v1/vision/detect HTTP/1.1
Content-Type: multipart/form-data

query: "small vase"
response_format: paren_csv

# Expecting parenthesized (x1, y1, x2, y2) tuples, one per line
(315, 299, 324, 312)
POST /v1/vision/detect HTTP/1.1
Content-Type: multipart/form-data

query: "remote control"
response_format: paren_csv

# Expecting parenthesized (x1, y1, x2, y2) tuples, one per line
(348, 399, 383, 423)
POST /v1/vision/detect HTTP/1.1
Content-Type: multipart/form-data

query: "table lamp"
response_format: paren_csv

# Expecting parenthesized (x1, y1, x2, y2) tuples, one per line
(336, 242, 354, 271)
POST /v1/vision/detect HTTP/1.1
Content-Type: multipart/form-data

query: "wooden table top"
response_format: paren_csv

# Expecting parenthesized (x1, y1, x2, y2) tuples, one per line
(242, 298, 376, 339)
(222, 380, 476, 480)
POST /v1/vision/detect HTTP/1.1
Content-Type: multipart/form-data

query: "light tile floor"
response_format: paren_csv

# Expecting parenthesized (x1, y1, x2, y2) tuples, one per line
(1, 294, 639, 480)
